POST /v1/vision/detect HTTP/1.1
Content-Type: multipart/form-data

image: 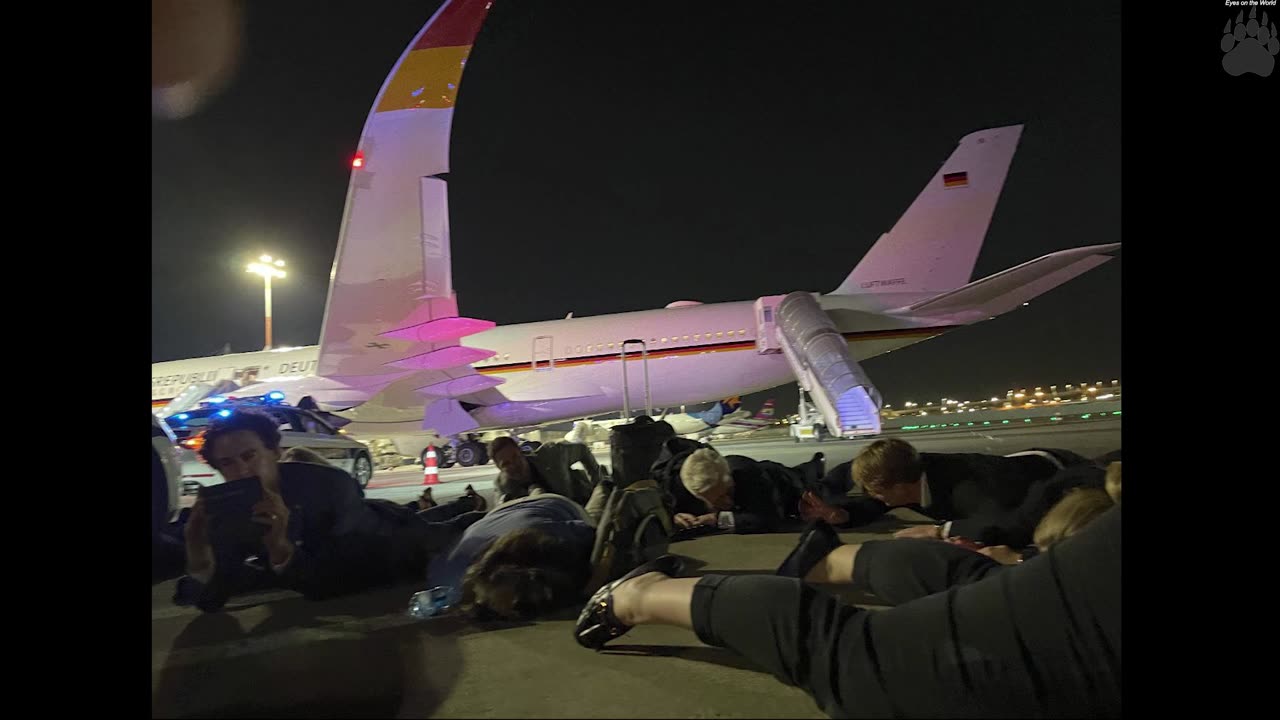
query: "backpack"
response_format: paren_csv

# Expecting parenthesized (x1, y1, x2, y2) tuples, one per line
(608, 416, 676, 489)
(587, 476, 676, 588)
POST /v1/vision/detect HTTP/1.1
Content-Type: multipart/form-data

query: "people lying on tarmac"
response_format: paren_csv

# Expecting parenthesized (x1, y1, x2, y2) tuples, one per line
(409, 485, 489, 513)
(426, 493, 597, 621)
(174, 410, 488, 612)
(573, 505, 1122, 718)
(650, 440, 826, 535)
(803, 438, 1107, 546)
(489, 436, 603, 506)
(778, 470, 1121, 607)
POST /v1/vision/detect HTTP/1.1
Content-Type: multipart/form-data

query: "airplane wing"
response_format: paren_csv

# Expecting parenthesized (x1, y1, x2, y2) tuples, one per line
(890, 243, 1120, 323)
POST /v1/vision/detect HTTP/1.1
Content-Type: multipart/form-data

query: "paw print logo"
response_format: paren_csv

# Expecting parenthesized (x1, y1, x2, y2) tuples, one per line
(1221, 6, 1278, 77)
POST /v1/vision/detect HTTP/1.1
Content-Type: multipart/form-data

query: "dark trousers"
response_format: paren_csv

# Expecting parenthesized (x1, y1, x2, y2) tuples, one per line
(850, 539, 1005, 606)
(689, 507, 1122, 718)
(389, 501, 488, 580)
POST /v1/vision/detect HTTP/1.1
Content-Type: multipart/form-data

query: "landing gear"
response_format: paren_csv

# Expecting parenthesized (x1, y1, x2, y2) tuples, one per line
(421, 444, 458, 469)
(455, 440, 489, 467)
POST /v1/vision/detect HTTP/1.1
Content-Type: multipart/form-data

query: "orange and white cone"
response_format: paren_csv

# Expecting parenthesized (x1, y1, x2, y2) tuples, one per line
(422, 445, 440, 485)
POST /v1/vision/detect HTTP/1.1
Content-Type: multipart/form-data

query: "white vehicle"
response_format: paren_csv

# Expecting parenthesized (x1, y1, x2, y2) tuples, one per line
(166, 395, 377, 488)
(151, 414, 182, 533)
(151, 1, 1119, 465)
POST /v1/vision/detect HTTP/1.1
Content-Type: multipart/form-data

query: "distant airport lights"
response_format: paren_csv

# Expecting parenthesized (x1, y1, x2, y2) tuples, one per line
(247, 255, 287, 350)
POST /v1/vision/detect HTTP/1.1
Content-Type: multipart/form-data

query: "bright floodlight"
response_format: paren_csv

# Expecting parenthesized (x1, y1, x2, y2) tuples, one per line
(248, 254, 286, 349)
(247, 261, 286, 279)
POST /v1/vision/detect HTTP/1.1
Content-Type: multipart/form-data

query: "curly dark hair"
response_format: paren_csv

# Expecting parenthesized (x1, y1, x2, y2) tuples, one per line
(200, 409, 282, 463)
(458, 527, 590, 621)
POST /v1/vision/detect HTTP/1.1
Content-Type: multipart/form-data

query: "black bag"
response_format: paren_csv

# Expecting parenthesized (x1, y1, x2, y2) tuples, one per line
(588, 478, 676, 588)
(609, 416, 676, 489)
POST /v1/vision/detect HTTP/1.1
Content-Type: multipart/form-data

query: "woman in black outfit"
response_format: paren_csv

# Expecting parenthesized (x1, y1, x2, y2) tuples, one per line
(575, 505, 1121, 718)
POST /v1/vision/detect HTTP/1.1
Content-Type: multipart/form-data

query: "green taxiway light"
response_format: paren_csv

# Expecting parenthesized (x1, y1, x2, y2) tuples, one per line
(1002, 420, 1010, 424)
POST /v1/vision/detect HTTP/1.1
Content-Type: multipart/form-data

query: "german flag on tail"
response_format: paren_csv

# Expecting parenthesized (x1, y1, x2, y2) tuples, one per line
(943, 171, 969, 188)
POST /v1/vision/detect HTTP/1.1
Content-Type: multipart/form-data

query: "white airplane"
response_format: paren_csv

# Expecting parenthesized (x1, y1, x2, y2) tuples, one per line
(151, 0, 1119, 466)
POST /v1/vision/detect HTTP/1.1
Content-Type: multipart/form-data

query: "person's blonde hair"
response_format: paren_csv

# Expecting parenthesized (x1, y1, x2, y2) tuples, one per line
(280, 446, 332, 466)
(851, 439, 921, 495)
(1104, 461, 1121, 505)
(680, 448, 732, 496)
(1033, 487, 1114, 549)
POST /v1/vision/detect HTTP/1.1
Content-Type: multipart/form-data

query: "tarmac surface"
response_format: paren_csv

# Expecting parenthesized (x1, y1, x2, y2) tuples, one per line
(152, 418, 1120, 718)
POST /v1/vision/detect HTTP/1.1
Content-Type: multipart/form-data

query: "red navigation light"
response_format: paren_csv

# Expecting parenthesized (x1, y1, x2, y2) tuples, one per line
(352, 152, 365, 169)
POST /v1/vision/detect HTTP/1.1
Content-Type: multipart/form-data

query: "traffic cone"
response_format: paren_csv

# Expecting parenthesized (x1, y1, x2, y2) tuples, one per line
(422, 445, 440, 485)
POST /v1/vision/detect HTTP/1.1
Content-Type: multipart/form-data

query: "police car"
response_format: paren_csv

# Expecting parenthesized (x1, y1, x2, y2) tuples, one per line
(163, 393, 377, 488)
(152, 413, 182, 534)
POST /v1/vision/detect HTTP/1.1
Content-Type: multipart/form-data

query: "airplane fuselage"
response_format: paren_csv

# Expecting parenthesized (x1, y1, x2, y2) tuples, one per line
(152, 293, 956, 440)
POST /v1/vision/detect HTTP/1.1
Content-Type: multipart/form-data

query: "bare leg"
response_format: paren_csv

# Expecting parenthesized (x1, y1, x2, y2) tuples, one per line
(803, 544, 862, 585)
(611, 574, 701, 628)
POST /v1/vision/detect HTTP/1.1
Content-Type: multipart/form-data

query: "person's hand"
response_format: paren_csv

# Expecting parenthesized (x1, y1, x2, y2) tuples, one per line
(674, 513, 699, 529)
(251, 487, 292, 567)
(696, 513, 719, 527)
(978, 545, 1023, 565)
(183, 497, 214, 575)
(894, 524, 942, 540)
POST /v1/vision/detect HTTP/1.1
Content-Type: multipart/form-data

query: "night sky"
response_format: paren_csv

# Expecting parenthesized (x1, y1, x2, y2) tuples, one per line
(152, 1, 1121, 412)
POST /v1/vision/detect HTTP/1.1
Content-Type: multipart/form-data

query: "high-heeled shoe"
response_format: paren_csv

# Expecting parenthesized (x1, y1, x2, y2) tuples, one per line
(574, 554, 685, 651)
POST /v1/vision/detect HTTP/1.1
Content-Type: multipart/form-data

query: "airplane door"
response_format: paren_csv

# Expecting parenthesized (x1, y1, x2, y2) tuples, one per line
(532, 335, 554, 372)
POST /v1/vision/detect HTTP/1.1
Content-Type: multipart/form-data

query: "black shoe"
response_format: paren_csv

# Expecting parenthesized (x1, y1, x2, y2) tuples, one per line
(811, 452, 826, 478)
(575, 555, 685, 651)
(776, 520, 843, 579)
(463, 484, 488, 512)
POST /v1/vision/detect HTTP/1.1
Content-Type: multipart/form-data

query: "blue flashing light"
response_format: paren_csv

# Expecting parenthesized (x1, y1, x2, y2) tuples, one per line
(175, 413, 189, 420)
(268, 391, 286, 401)
(206, 396, 227, 404)
(217, 409, 232, 418)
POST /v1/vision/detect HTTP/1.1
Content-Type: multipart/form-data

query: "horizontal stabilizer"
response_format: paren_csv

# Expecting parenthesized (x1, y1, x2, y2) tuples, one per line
(892, 243, 1120, 321)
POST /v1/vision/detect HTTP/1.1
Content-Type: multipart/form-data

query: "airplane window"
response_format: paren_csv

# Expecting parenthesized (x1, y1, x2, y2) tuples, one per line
(576, 346, 582, 353)
(661, 338, 668, 343)
(716, 332, 724, 338)
(738, 329, 746, 335)
(682, 335, 690, 341)
(607, 342, 614, 349)
(693, 334, 700, 340)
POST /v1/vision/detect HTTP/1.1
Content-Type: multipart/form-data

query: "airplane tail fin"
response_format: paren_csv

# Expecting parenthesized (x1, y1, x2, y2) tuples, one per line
(832, 125, 1024, 296)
